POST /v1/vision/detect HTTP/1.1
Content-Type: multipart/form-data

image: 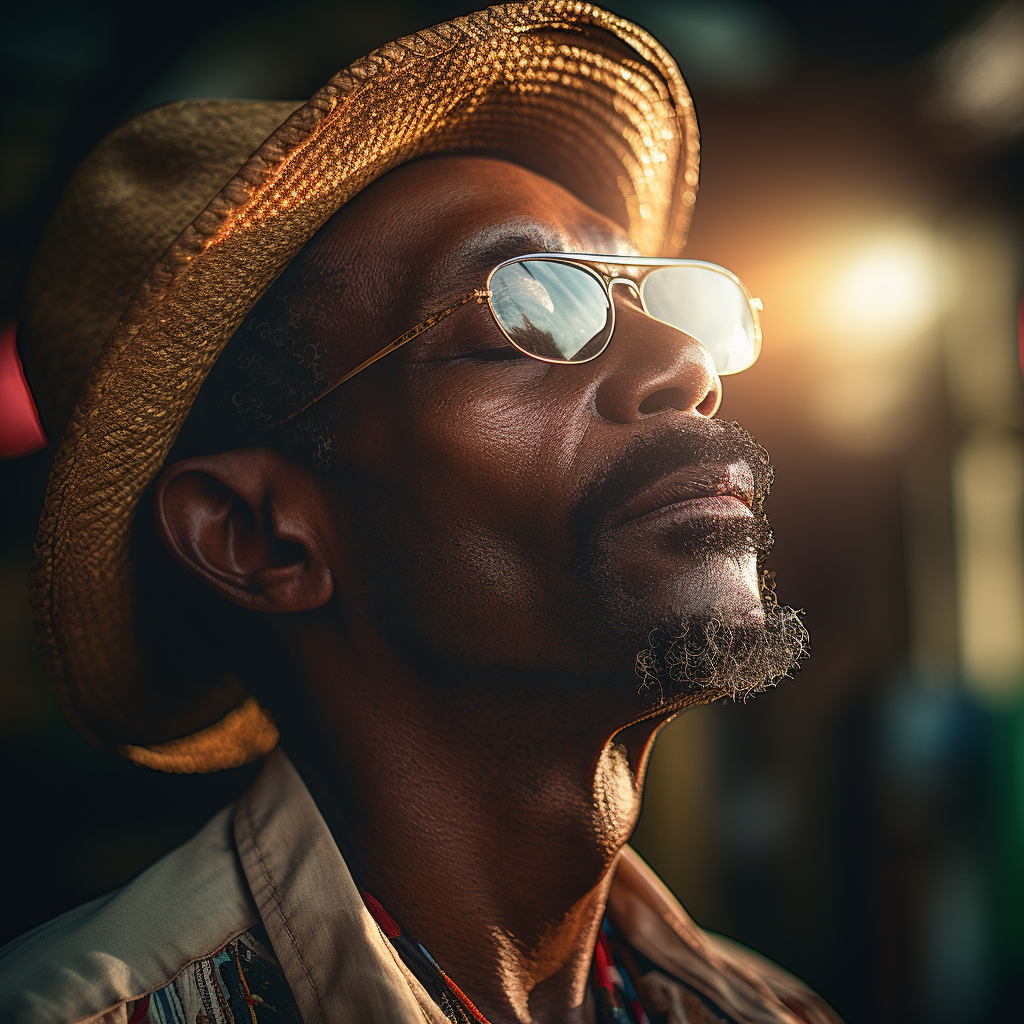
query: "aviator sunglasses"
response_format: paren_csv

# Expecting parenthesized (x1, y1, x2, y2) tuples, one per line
(276, 254, 763, 428)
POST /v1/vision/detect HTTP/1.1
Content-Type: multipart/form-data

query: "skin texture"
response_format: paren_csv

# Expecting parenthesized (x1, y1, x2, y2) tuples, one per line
(153, 156, 767, 1024)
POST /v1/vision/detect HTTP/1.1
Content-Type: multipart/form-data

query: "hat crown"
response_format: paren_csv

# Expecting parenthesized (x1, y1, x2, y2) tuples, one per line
(19, 100, 301, 440)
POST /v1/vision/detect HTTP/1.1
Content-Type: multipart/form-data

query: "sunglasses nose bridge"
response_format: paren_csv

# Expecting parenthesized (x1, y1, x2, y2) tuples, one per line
(607, 276, 641, 301)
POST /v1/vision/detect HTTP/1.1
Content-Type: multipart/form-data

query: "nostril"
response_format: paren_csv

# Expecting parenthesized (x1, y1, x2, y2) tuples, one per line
(637, 387, 690, 415)
(695, 389, 718, 417)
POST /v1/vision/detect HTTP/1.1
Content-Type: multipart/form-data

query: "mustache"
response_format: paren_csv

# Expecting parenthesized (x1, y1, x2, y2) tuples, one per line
(568, 419, 775, 550)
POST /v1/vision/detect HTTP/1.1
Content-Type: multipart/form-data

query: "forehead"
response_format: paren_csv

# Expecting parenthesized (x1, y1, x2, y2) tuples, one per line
(305, 155, 637, 324)
(365, 154, 633, 253)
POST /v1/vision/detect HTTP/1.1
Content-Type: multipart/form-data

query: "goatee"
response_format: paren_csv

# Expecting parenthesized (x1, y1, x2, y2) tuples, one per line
(634, 572, 810, 703)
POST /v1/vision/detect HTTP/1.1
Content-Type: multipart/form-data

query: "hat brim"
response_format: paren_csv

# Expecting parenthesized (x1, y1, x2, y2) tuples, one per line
(33, 1, 699, 772)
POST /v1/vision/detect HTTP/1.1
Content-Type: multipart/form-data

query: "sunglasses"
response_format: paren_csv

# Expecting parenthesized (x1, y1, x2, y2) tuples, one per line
(276, 253, 762, 429)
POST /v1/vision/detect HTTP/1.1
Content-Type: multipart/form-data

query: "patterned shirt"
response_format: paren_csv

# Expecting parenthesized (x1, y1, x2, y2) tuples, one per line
(0, 750, 841, 1024)
(124, 926, 300, 1024)
(123, 915, 756, 1024)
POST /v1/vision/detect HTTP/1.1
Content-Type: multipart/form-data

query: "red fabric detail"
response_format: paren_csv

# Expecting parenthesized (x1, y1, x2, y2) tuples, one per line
(0, 323, 47, 457)
(436, 966, 492, 1024)
(594, 931, 616, 992)
(360, 890, 401, 939)
(127, 995, 150, 1024)
(631, 997, 651, 1024)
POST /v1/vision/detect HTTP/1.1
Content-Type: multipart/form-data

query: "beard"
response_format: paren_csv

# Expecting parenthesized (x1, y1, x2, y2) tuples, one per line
(633, 578, 810, 704)
(569, 419, 810, 707)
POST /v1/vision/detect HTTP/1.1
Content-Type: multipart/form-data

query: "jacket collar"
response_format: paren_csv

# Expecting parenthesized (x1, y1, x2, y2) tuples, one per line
(235, 748, 447, 1024)
(236, 750, 835, 1024)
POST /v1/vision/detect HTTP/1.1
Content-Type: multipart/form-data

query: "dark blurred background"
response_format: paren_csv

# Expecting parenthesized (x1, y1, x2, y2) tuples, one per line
(2, 2, 1023, 1021)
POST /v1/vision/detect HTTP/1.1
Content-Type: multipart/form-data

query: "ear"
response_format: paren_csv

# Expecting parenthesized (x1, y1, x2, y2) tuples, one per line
(153, 447, 335, 613)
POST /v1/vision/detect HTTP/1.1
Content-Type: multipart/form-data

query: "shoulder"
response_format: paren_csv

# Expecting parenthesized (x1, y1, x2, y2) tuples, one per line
(700, 933, 844, 1024)
(610, 847, 845, 1024)
(0, 805, 259, 1024)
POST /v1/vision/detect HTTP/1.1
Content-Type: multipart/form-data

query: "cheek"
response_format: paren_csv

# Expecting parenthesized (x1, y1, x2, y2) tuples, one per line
(342, 368, 594, 661)
(402, 368, 585, 550)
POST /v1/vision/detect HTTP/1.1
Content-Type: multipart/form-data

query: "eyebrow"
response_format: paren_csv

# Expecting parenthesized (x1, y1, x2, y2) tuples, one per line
(460, 221, 641, 276)
(425, 222, 566, 305)
(462, 224, 567, 277)
(411, 219, 638, 323)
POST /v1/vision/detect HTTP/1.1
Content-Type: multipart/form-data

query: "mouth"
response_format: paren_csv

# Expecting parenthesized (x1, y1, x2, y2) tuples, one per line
(613, 461, 755, 528)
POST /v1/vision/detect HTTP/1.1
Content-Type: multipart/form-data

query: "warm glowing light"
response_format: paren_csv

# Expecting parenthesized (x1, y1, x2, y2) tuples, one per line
(823, 234, 940, 352)
(739, 218, 947, 451)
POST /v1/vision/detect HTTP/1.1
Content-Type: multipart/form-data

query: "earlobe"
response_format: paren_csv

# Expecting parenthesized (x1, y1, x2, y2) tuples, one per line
(153, 447, 335, 614)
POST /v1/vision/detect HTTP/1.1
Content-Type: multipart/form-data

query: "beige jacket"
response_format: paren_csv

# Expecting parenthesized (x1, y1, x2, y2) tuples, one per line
(0, 751, 840, 1024)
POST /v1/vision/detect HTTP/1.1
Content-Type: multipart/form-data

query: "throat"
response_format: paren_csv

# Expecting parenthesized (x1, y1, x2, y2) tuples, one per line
(282, 689, 662, 1024)
(360, 888, 653, 1024)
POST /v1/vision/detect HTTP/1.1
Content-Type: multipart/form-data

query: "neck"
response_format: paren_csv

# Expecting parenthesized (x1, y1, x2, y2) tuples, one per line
(280, 634, 668, 1024)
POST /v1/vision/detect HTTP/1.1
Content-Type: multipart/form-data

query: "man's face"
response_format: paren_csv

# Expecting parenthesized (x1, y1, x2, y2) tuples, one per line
(293, 155, 804, 718)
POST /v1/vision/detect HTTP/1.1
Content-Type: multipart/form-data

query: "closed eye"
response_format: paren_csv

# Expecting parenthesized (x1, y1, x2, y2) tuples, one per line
(467, 345, 527, 361)
(405, 339, 528, 364)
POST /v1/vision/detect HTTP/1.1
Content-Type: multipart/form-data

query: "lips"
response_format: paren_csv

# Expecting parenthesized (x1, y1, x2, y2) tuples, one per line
(613, 461, 755, 527)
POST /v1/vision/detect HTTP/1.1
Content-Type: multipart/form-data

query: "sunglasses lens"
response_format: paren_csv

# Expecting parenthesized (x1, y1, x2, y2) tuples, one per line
(642, 265, 758, 374)
(489, 260, 610, 362)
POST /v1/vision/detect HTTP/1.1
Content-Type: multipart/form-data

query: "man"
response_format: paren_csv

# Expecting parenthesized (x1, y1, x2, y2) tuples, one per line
(0, 4, 830, 1023)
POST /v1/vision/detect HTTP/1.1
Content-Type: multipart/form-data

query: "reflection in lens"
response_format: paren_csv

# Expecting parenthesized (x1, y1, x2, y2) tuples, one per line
(489, 260, 610, 361)
(642, 265, 757, 374)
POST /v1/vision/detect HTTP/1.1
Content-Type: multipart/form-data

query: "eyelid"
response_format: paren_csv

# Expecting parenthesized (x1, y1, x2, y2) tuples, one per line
(465, 344, 525, 361)
(403, 336, 523, 363)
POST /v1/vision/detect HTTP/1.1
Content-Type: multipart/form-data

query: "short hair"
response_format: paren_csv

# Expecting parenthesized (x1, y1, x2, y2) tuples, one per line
(173, 217, 348, 474)
(131, 227, 346, 725)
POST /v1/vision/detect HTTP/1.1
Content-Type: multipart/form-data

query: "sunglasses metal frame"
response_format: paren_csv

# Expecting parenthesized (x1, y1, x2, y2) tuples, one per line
(484, 253, 762, 369)
(275, 252, 762, 430)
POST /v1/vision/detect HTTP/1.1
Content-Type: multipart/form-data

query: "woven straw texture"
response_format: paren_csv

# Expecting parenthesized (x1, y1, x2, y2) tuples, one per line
(22, 1, 699, 773)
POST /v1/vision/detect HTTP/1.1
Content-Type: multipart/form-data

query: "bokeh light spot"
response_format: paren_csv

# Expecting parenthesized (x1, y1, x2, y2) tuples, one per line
(824, 234, 940, 352)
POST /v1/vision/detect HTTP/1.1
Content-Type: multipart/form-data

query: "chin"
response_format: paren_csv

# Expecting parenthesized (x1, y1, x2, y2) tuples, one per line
(632, 595, 809, 706)
(651, 551, 765, 626)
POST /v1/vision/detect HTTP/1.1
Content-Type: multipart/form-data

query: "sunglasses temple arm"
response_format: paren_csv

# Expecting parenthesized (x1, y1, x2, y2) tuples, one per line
(270, 288, 491, 431)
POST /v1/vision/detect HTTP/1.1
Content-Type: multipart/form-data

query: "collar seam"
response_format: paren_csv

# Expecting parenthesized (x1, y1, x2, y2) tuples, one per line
(237, 792, 328, 1024)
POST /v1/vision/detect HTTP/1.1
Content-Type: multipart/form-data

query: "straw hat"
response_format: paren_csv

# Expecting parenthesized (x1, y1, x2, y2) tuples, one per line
(18, 1, 699, 773)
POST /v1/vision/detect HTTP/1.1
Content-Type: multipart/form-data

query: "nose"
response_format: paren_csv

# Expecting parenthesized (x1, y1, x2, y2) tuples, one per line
(592, 288, 722, 423)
